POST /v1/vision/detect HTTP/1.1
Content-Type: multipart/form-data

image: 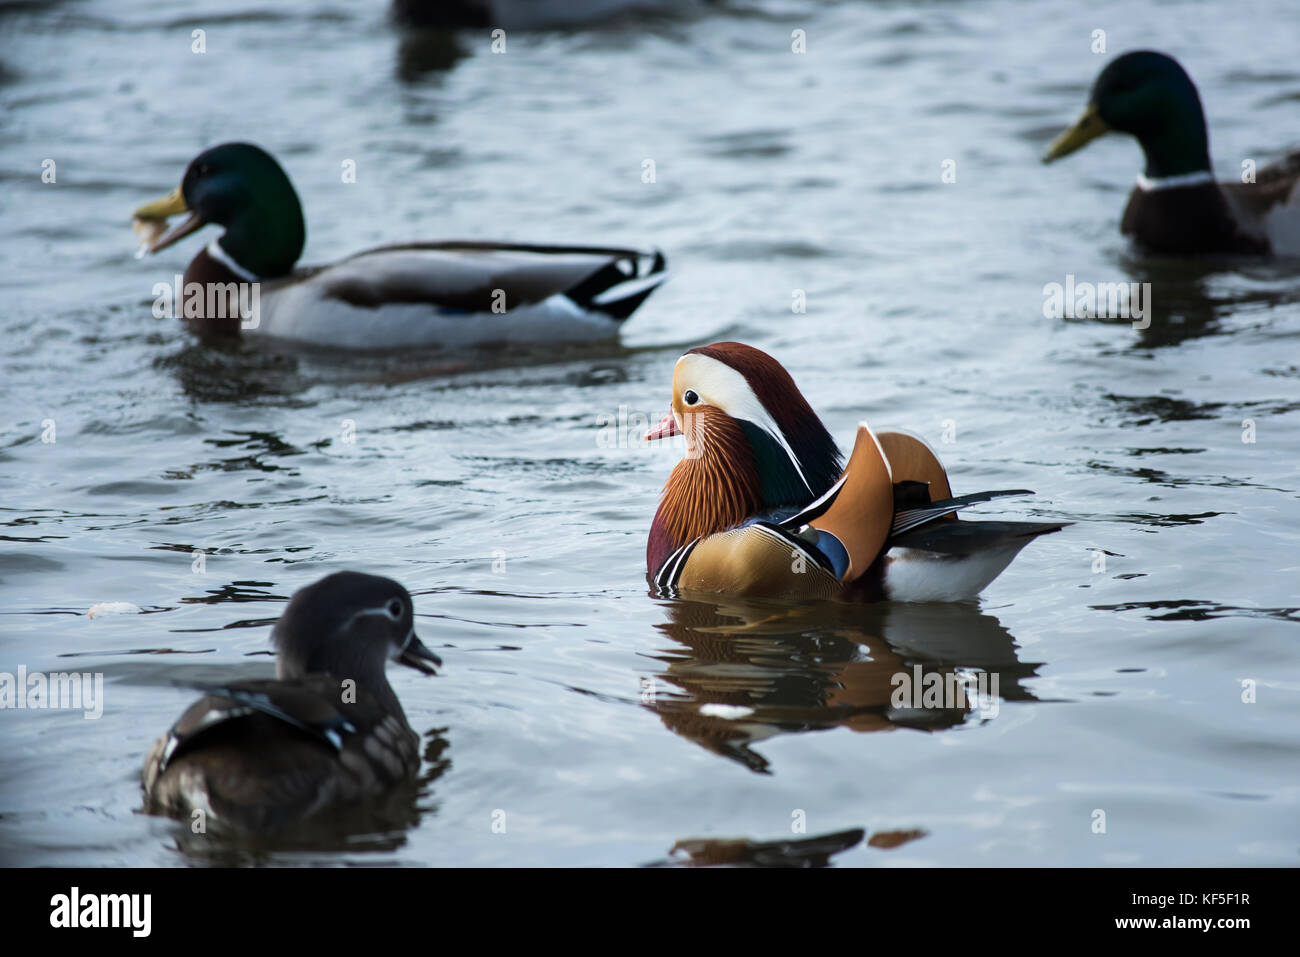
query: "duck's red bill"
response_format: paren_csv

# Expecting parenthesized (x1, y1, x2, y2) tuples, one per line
(645, 413, 680, 442)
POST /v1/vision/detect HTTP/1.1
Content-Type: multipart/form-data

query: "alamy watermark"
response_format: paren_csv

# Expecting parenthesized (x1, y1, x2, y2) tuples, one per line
(598, 405, 701, 458)
(1043, 274, 1151, 329)
(49, 887, 150, 936)
(890, 666, 1000, 719)
(151, 275, 260, 329)
(1, 666, 104, 719)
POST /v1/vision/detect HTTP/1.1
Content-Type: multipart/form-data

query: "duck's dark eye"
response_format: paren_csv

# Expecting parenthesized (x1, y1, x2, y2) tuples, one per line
(683, 389, 700, 406)
(386, 599, 404, 620)
(196, 163, 210, 177)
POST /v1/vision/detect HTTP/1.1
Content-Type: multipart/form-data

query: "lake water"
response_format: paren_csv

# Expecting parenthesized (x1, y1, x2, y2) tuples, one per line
(2, 0, 1298, 866)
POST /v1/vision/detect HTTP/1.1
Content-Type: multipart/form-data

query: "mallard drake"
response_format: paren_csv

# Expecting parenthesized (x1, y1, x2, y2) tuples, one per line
(1043, 50, 1300, 256)
(141, 571, 441, 834)
(133, 142, 667, 348)
(644, 343, 1067, 602)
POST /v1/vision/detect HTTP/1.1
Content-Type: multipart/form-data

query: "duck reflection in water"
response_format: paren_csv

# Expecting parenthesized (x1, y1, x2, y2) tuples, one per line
(1121, 255, 1300, 350)
(645, 597, 1042, 773)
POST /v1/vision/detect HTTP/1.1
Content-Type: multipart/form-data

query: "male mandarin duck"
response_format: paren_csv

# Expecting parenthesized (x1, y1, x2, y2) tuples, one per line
(132, 142, 667, 348)
(644, 343, 1067, 602)
(1043, 50, 1300, 256)
(141, 572, 441, 833)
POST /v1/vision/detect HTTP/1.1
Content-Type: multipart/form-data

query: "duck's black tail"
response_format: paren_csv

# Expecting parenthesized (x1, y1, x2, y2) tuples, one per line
(566, 248, 669, 321)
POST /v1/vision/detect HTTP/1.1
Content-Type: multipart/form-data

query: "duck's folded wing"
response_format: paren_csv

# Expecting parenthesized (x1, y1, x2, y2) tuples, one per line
(1222, 149, 1300, 220)
(783, 425, 936, 526)
(876, 430, 952, 500)
(156, 677, 357, 773)
(779, 423, 895, 584)
(1222, 150, 1300, 254)
(890, 489, 1037, 537)
(309, 241, 667, 319)
(890, 519, 1069, 555)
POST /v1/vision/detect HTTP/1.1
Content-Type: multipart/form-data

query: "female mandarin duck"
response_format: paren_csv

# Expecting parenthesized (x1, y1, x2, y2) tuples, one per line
(645, 343, 1066, 602)
(132, 142, 667, 348)
(141, 571, 441, 833)
(1043, 50, 1300, 256)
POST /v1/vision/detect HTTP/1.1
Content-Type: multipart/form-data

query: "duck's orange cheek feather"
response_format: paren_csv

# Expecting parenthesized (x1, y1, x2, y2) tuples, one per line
(680, 411, 703, 453)
(681, 409, 722, 456)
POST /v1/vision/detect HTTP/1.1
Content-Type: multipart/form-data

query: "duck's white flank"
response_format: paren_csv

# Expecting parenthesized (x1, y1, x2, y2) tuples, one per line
(240, 244, 664, 349)
(882, 544, 1025, 602)
(251, 288, 619, 350)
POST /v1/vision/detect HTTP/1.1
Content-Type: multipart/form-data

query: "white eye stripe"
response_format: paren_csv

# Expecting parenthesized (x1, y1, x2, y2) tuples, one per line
(340, 601, 405, 630)
(675, 353, 812, 493)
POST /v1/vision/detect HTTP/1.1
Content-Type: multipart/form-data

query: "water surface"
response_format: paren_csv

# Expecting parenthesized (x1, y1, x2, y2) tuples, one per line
(2, 0, 1299, 866)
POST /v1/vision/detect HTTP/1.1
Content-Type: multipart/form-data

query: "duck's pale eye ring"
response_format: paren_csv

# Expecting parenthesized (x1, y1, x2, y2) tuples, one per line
(683, 389, 700, 406)
(384, 599, 404, 621)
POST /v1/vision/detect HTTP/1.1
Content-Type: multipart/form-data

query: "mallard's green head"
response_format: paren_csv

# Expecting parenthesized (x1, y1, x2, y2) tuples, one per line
(134, 142, 306, 278)
(1043, 51, 1211, 178)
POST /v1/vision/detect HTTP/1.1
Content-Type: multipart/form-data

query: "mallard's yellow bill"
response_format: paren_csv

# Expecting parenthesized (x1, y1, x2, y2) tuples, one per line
(132, 187, 204, 254)
(134, 186, 187, 220)
(1043, 103, 1110, 163)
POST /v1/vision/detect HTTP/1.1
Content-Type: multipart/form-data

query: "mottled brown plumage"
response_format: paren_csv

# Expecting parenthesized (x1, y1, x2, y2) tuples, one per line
(141, 572, 440, 834)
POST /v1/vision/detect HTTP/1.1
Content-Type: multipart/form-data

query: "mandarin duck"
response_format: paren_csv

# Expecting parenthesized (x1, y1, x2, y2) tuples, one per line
(645, 342, 1067, 602)
(1043, 50, 1300, 256)
(132, 142, 667, 348)
(142, 571, 441, 834)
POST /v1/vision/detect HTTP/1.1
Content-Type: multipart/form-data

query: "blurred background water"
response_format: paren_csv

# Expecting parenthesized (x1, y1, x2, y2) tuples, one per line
(1, 0, 1298, 866)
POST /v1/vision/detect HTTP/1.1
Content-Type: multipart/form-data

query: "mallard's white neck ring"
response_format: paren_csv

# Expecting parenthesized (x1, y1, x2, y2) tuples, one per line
(1136, 170, 1215, 192)
(207, 238, 259, 282)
